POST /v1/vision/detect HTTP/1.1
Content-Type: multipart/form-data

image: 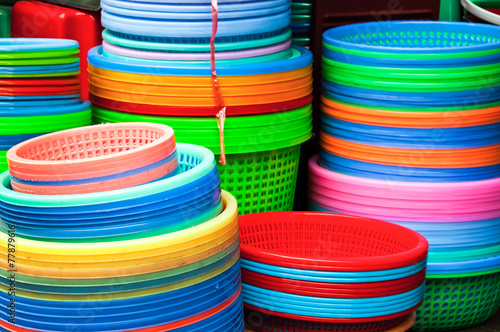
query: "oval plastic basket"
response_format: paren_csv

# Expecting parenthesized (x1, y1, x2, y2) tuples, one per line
(322, 21, 500, 65)
(7, 122, 176, 182)
(239, 211, 428, 272)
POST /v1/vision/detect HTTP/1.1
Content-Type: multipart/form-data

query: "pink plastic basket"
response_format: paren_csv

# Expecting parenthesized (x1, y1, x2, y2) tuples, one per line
(7, 123, 177, 194)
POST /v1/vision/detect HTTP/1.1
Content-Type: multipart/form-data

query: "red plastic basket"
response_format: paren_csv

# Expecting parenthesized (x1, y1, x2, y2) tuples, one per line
(239, 212, 428, 272)
(242, 268, 427, 299)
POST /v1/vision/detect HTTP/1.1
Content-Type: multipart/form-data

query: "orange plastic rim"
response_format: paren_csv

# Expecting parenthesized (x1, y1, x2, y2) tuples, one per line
(320, 133, 500, 167)
(89, 74, 313, 97)
(89, 85, 312, 106)
(88, 64, 313, 86)
(321, 97, 500, 128)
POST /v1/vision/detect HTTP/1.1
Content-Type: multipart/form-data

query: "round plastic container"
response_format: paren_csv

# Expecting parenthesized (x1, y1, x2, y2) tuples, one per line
(241, 283, 424, 318)
(92, 105, 311, 154)
(91, 94, 312, 117)
(322, 21, 500, 66)
(309, 155, 500, 199)
(321, 97, 500, 128)
(7, 122, 176, 182)
(102, 27, 292, 53)
(101, 9, 290, 39)
(239, 212, 428, 272)
(102, 39, 291, 61)
(93, 109, 311, 215)
(87, 63, 312, 85)
(87, 45, 312, 77)
(242, 268, 426, 298)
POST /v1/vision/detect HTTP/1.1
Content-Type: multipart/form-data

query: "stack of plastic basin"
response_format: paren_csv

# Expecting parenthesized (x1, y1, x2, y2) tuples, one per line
(11, 0, 103, 99)
(0, 123, 244, 331)
(291, 0, 311, 47)
(0, 38, 91, 172)
(462, 0, 500, 24)
(90, 0, 313, 214)
(310, 21, 500, 331)
(239, 212, 428, 332)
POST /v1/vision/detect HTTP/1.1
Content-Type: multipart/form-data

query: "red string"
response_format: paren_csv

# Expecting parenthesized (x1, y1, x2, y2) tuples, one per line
(211, 0, 227, 166)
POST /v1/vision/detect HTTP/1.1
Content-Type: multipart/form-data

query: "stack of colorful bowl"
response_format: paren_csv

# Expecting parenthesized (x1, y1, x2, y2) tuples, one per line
(291, 0, 311, 47)
(90, 0, 313, 214)
(310, 21, 500, 331)
(0, 124, 244, 331)
(0, 38, 91, 172)
(239, 212, 428, 332)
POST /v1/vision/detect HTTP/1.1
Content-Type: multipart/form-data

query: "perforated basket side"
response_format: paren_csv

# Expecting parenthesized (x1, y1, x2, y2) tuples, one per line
(17, 127, 165, 161)
(413, 272, 500, 331)
(217, 145, 301, 215)
(245, 308, 407, 332)
(0, 150, 6, 173)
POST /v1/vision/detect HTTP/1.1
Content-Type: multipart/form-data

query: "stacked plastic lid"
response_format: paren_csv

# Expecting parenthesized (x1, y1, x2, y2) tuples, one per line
(0, 124, 244, 331)
(0, 38, 92, 172)
(239, 212, 428, 332)
(311, 21, 500, 331)
(90, 0, 313, 215)
(462, 0, 500, 24)
(291, 0, 311, 47)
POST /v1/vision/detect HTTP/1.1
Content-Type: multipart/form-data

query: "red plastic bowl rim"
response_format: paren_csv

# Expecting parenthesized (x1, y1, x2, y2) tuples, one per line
(239, 212, 429, 272)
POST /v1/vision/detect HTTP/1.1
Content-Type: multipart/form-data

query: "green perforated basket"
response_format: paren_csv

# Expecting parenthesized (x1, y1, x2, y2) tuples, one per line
(217, 145, 301, 215)
(0, 150, 6, 172)
(412, 272, 500, 331)
(92, 107, 309, 215)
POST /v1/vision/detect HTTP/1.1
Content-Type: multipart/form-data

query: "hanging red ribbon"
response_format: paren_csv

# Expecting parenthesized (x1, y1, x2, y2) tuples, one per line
(210, 0, 227, 166)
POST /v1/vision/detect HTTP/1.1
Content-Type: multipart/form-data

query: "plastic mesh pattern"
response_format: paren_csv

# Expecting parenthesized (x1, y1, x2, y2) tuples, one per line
(413, 272, 500, 331)
(17, 127, 164, 161)
(239, 217, 414, 259)
(217, 145, 300, 215)
(110, 28, 289, 45)
(245, 309, 406, 332)
(340, 30, 500, 48)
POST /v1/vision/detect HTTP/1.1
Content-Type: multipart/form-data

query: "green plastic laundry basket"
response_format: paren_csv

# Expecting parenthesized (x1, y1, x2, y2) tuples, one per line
(412, 272, 500, 331)
(216, 145, 301, 215)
